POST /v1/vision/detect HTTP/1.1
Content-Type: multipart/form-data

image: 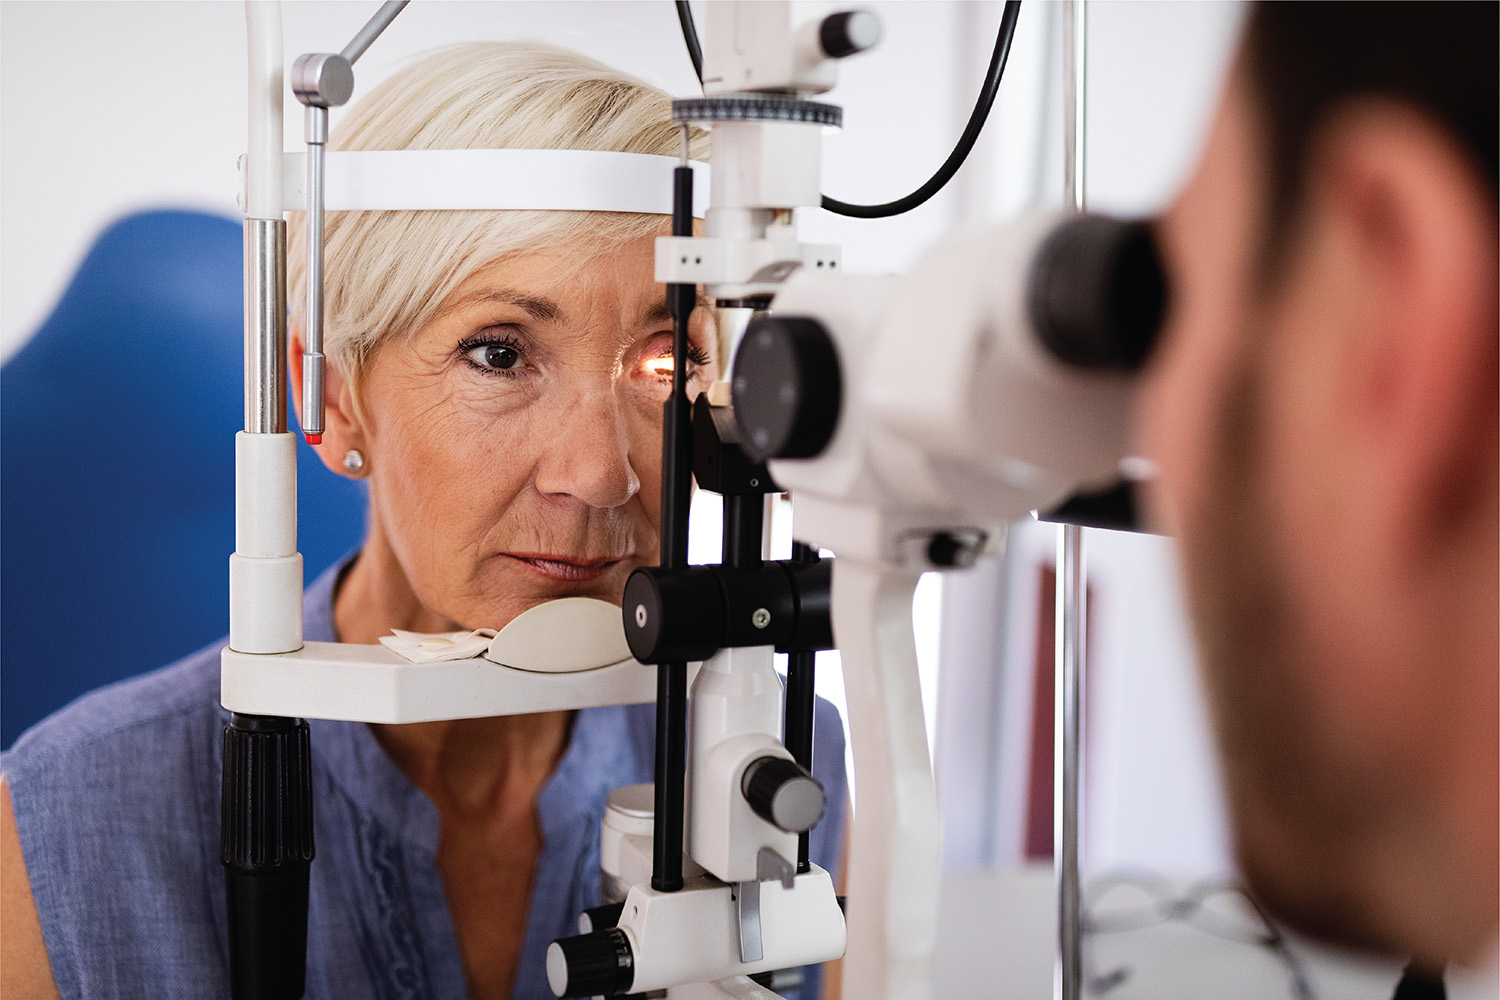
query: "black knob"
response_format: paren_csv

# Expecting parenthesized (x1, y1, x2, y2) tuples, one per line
(926, 531, 982, 569)
(547, 928, 634, 998)
(578, 901, 626, 934)
(623, 567, 724, 664)
(742, 755, 826, 833)
(732, 316, 842, 462)
(1027, 216, 1167, 372)
(820, 10, 883, 59)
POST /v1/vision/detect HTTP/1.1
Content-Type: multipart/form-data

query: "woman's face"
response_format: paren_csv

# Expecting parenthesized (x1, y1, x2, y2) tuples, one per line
(350, 234, 713, 629)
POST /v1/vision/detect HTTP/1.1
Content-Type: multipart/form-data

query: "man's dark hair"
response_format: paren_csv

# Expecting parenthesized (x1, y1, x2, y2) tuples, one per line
(1244, 1, 1498, 237)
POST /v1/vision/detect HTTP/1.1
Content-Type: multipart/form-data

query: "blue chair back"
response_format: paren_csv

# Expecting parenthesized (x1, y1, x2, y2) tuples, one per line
(2, 209, 367, 747)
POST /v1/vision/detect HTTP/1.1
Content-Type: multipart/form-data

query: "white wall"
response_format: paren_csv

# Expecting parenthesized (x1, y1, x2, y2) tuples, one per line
(1, 0, 1247, 877)
(2, 0, 991, 356)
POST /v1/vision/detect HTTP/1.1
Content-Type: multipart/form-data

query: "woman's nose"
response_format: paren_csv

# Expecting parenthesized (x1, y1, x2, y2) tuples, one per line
(533, 385, 642, 508)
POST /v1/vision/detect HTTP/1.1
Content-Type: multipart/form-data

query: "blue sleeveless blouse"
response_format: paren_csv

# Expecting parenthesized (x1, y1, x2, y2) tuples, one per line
(2, 557, 847, 1000)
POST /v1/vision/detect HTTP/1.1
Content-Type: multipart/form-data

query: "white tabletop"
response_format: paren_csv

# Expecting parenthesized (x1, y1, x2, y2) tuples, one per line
(932, 866, 1465, 1000)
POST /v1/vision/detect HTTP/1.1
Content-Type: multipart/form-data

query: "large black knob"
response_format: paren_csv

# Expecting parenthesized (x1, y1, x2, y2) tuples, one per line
(820, 11, 883, 58)
(1027, 216, 1167, 372)
(623, 566, 725, 664)
(742, 755, 827, 833)
(547, 928, 635, 998)
(732, 316, 842, 462)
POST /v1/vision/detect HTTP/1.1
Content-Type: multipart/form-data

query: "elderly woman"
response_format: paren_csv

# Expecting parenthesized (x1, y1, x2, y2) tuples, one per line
(0, 42, 847, 1000)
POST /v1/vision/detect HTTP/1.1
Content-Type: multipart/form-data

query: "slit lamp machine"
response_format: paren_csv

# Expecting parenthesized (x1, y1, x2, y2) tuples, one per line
(222, 2, 1166, 999)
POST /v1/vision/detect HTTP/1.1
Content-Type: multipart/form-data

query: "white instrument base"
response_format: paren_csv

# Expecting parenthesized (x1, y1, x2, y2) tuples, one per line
(221, 642, 696, 723)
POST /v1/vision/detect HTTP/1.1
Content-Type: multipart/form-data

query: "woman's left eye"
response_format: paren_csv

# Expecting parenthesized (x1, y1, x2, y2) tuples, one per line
(640, 343, 710, 380)
(459, 335, 524, 375)
(641, 355, 676, 378)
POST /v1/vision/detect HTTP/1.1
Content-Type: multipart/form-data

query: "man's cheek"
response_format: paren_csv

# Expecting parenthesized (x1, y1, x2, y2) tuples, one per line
(1137, 322, 1205, 535)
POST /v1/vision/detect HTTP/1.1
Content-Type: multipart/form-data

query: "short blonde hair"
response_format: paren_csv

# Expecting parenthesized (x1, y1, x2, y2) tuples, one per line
(287, 42, 708, 378)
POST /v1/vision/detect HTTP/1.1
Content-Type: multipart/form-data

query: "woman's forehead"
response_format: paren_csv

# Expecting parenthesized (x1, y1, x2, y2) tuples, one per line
(439, 240, 663, 323)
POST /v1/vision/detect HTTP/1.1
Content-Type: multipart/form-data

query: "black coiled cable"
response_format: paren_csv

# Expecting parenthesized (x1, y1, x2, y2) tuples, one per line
(675, 0, 703, 84)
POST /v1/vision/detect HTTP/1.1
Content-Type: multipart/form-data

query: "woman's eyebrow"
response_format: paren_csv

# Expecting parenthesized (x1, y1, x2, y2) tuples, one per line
(441, 289, 563, 323)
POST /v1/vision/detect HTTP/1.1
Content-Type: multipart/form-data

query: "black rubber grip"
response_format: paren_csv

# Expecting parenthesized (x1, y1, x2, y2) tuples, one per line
(221, 714, 315, 1000)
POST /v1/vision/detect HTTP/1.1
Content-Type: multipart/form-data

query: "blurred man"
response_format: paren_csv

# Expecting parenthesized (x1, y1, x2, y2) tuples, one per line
(1139, 2, 1497, 989)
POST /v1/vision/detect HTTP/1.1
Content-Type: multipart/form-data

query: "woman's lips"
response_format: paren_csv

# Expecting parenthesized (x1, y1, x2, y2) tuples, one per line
(502, 553, 626, 583)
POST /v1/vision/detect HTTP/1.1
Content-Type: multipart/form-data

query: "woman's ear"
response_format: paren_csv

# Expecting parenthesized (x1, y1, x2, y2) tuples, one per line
(289, 327, 368, 479)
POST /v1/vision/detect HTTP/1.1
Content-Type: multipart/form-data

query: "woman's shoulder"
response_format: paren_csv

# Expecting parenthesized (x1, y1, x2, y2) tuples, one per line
(0, 641, 232, 999)
(2, 638, 226, 778)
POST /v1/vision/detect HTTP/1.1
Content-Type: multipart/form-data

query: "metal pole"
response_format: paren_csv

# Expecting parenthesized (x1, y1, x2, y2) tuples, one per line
(244, 219, 288, 435)
(302, 106, 328, 440)
(1056, 3, 1087, 1000)
(1055, 523, 1085, 1000)
(339, 0, 408, 65)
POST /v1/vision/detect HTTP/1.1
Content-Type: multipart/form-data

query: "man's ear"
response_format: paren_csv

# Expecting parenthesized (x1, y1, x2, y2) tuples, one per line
(289, 326, 369, 479)
(1308, 102, 1498, 568)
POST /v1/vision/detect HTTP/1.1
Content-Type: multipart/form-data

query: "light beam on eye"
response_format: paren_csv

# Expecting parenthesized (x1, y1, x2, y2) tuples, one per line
(644, 355, 675, 377)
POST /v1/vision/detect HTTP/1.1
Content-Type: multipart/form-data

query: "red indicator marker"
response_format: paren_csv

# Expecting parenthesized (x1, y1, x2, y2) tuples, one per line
(306, 434, 322, 445)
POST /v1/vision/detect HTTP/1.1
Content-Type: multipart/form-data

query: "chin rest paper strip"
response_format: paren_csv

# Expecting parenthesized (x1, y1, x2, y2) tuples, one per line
(379, 629, 497, 663)
(375, 598, 631, 672)
(241, 150, 711, 217)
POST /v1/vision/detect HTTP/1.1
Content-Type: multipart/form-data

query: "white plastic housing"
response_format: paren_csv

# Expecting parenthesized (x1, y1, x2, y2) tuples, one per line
(668, 977, 785, 1000)
(864, 211, 1135, 519)
(656, 119, 834, 300)
(656, 235, 840, 290)
(611, 867, 845, 993)
(711, 122, 824, 211)
(220, 646, 698, 723)
(229, 431, 303, 654)
(688, 646, 798, 884)
(762, 212, 1139, 560)
(702, 1, 843, 96)
(828, 558, 940, 1000)
(601, 784, 659, 904)
(243, 1, 282, 220)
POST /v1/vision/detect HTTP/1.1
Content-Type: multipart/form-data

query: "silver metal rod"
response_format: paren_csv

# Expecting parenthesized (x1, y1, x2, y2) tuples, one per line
(303, 104, 329, 439)
(244, 219, 288, 434)
(1055, 523, 1086, 1000)
(340, 0, 408, 65)
(1063, 0, 1087, 213)
(1057, 4, 1087, 1000)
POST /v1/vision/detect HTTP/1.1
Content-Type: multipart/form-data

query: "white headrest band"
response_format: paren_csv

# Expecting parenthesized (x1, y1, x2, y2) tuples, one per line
(246, 149, 710, 217)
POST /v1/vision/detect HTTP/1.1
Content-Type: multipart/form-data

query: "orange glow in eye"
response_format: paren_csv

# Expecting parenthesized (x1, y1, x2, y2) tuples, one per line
(643, 355, 675, 377)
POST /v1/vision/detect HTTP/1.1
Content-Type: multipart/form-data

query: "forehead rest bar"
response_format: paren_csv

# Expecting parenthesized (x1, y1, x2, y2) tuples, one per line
(237, 149, 711, 216)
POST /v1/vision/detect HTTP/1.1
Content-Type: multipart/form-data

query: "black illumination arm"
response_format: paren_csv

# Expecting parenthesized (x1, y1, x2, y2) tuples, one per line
(649, 163, 698, 894)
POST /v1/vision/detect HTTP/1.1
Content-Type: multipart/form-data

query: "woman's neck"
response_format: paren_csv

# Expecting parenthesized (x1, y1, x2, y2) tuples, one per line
(334, 528, 457, 645)
(371, 714, 574, 818)
(334, 521, 574, 815)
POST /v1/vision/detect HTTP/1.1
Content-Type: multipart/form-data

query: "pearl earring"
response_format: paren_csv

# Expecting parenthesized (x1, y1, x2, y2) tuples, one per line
(342, 449, 366, 475)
